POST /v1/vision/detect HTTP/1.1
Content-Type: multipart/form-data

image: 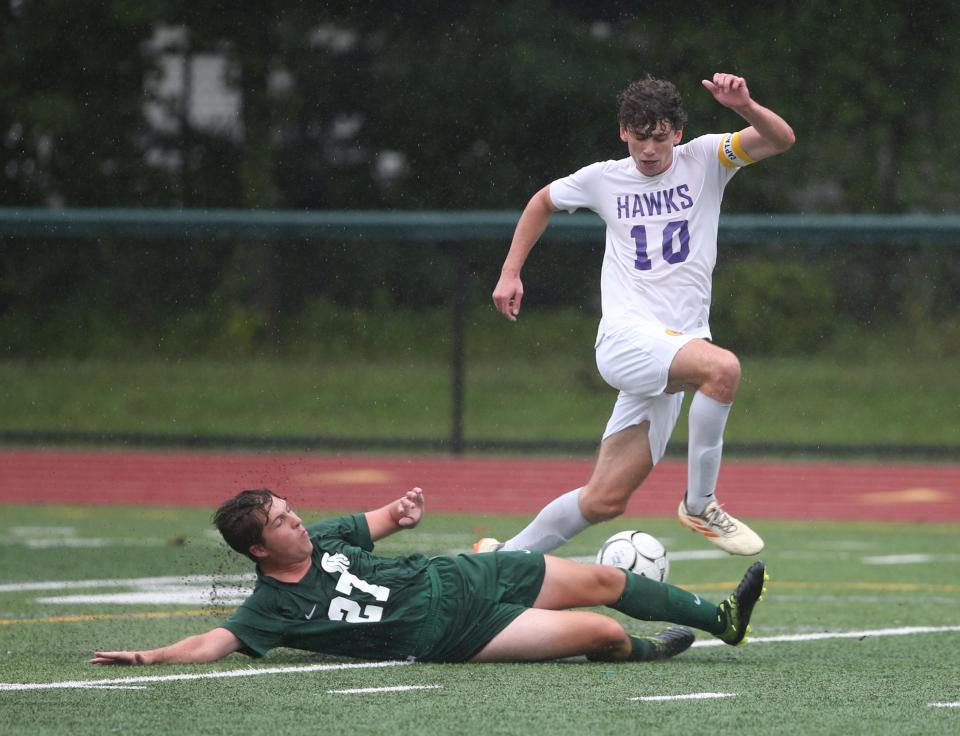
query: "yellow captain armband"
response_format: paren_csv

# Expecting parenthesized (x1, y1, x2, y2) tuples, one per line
(717, 131, 756, 169)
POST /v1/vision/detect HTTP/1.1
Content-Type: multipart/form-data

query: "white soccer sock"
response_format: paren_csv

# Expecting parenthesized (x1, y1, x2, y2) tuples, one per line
(686, 391, 732, 515)
(501, 487, 591, 553)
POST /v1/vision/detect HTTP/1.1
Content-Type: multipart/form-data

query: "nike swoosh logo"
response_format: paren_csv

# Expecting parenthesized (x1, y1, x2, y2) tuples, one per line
(693, 595, 701, 606)
(305, 604, 318, 620)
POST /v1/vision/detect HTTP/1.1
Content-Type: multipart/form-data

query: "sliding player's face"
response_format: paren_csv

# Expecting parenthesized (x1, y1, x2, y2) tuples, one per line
(255, 497, 313, 561)
(620, 122, 683, 176)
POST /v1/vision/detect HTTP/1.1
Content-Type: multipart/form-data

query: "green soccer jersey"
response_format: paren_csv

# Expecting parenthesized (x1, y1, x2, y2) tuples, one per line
(222, 513, 439, 661)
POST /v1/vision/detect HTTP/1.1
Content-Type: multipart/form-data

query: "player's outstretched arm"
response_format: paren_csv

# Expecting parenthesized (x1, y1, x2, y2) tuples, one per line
(90, 627, 242, 666)
(702, 72, 795, 162)
(365, 488, 425, 541)
(493, 185, 558, 321)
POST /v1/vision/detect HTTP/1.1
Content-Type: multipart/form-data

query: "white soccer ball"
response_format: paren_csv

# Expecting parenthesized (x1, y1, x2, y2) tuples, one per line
(595, 530, 669, 582)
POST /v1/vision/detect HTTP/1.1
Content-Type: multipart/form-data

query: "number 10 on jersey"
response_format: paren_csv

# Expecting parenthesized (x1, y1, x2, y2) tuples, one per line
(631, 220, 690, 271)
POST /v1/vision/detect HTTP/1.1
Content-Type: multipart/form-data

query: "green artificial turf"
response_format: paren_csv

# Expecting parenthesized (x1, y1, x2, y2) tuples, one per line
(1, 504, 958, 735)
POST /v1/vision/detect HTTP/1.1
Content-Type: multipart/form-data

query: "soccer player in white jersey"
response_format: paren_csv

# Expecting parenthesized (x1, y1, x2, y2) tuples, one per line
(476, 73, 795, 556)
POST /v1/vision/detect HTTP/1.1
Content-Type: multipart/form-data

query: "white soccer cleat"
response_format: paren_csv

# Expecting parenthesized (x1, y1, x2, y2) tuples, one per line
(473, 537, 504, 553)
(677, 499, 764, 556)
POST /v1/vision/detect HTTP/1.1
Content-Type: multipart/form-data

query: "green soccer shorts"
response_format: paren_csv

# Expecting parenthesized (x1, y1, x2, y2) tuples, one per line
(414, 550, 546, 663)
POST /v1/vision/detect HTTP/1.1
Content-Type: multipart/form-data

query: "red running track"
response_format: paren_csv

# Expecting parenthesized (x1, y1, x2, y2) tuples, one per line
(1, 448, 958, 522)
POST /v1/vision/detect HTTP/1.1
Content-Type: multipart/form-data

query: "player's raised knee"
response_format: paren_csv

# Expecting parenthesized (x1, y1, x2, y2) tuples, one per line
(709, 349, 741, 401)
(713, 348, 740, 382)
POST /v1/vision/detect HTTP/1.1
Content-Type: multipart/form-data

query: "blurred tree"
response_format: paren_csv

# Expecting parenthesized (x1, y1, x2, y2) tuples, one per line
(769, 2, 960, 214)
(0, 0, 167, 206)
(5, 1, 960, 213)
(2, 0, 960, 358)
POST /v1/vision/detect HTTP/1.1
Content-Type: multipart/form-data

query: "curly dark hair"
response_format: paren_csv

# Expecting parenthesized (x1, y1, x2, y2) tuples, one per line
(617, 77, 687, 136)
(212, 488, 278, 561)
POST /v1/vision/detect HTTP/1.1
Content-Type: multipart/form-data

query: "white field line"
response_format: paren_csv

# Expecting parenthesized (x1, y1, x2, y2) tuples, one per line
(863, 554, 935, 565)
(0, 574, 255, 594)
(3, 625, 959, 693)
(770, 594, 960, 605)
(574, 549, 959, 566)
(0, 660, 409, 692)
(328, 685, 442, 694)
(929, 702, 960, 708)
(19, 539, 167, 549)
(36, 589, 250, 606)
(567, 549, 727, 565)
(630, 692, 735, 702)
(861, 553, 960, 565)
(691, 625, 960, 648)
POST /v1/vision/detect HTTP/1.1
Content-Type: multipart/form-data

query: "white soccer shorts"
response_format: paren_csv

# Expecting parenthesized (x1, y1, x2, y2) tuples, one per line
(595, 323, 698, 464)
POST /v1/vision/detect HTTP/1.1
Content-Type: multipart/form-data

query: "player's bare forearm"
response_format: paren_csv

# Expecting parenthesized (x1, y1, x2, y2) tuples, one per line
(731, 100, 795, 157)
(90, 628, 241, 666)
(365, 488, 425, 541)
(494, 186, 556, 320)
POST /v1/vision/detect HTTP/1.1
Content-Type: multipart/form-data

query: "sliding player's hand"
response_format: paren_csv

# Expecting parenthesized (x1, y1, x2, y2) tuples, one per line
(90, 650, 147, 666)
(395, 488, 425, 528)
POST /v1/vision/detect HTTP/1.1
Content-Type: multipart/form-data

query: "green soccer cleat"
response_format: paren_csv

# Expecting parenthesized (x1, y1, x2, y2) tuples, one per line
(716, 560, 768, 645)
(634, 627, 696, 661)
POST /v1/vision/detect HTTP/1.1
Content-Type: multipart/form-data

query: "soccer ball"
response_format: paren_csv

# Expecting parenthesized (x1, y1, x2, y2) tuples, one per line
(595, 530, 669, 582)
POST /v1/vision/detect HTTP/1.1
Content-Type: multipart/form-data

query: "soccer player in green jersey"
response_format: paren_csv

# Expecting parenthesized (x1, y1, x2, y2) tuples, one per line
(91, 488, 767, 666)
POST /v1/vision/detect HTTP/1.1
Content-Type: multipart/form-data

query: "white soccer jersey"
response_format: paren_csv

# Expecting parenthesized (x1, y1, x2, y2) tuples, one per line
(549, 133, 741, 340)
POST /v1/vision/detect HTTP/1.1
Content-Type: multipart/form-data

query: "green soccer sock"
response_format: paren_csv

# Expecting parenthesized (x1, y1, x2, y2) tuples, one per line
(610, 570, 726, 635)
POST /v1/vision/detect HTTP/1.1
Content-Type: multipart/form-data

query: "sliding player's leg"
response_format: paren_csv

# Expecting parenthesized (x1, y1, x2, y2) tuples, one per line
(469, 608, 692, 663)
(533, 555, 721, 633)
(532, 555, 767, 644)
